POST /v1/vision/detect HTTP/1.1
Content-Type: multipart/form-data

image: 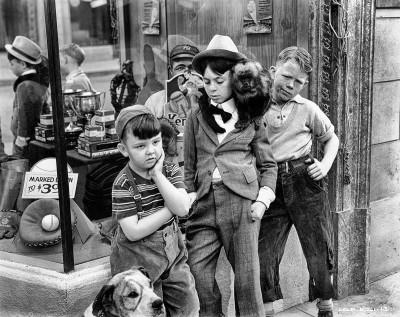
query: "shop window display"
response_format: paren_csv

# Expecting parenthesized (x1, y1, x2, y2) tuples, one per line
(0, 0, 305, 273)
(0, 1, 313, 316)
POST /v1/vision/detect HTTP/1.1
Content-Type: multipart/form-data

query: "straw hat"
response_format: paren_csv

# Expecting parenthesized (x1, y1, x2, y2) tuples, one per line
(5, 36, 42, 65)
(192, 34, 247, 73)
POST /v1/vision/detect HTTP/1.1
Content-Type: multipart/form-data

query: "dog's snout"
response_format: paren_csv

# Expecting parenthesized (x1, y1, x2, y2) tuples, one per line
(152, 299, 164, 310)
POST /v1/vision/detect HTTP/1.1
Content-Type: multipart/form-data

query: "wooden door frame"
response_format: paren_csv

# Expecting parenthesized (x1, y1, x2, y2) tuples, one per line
(308, 0, 375, 298)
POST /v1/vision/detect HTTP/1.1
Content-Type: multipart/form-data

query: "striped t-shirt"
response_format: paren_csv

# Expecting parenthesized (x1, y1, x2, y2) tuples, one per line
(112, 162, 185, 220)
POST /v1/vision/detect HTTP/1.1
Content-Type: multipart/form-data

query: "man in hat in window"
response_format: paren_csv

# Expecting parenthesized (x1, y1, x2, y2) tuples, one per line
(5, 36, 49, 158)
(144, 43, 200, 118)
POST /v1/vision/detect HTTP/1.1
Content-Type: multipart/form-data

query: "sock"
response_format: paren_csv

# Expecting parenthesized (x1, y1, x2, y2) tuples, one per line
(264, 302, 274, 315)
(317, 298, 333, 311)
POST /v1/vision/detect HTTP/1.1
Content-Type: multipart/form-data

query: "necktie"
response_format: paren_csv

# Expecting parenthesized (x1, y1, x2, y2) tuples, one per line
(209, 104, 232, 123)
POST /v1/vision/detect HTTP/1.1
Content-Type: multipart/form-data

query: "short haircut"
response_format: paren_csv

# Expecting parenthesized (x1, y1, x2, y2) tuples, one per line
(276, 46, 313, 74)
(121, 114, 161, 142)
(7, 53, 34, 68)
(195, 57, 237, 76)
(59, 43, 86, 66)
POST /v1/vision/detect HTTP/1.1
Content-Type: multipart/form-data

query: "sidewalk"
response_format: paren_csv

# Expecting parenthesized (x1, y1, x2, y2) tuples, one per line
(275, 271, 400, 316)
(0, 52, 120, 86)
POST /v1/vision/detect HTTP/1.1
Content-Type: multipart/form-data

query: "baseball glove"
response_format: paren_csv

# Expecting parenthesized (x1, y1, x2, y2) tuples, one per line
(19, 199, 77, 247)
(0, 209, 22, 239)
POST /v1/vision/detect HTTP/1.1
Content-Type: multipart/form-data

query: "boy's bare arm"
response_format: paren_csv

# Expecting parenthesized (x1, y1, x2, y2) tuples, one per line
(148, 149, 191, 216)
(306, 133, 340, 180)
(119, 206, 173, 241)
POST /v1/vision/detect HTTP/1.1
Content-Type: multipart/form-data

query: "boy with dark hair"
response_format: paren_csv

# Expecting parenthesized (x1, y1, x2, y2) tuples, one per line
(5, 36, 48, 158)
(59, 43, 94, 92)
(184, 34, 277, 317)
(110, 105, 199, 317)
(259, 46, 340, 317)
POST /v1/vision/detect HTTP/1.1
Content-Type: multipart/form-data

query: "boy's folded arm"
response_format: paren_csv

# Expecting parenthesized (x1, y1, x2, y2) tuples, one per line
(119, 206, 174, 241)
(152, 173, 191, 217)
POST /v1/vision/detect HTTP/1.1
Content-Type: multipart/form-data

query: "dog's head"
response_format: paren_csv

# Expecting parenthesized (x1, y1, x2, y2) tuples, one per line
(90, 267, 165, 317)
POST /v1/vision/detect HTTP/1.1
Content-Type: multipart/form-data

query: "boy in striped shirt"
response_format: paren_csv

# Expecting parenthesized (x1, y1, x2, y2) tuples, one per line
(110, 105, 199, 317)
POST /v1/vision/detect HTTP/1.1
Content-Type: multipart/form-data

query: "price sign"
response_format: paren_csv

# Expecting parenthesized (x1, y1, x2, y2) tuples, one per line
(22, 172, 79, 199)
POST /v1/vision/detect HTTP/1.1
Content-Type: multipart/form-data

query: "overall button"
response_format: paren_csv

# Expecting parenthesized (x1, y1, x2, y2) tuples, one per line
(208, 170, 212, 175)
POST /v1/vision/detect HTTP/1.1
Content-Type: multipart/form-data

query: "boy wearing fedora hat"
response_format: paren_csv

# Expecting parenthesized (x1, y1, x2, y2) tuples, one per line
(5, 36, 49, 158)
(184, 34, 277, 317)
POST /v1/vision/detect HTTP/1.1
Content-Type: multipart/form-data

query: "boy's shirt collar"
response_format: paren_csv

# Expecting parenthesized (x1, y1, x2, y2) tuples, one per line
(210, 97, 237, 114)
(271, 94, 304, 107)
(66, 68, 84, 82)
(267, 94, 304, 128)
(13, 70, 40, 92)
(21, 69, 37, 76)
(292, 94, 305, 104)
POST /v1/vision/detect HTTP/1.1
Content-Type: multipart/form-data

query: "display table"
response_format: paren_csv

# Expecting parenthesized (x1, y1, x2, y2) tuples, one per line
(28, 140, 127, 219)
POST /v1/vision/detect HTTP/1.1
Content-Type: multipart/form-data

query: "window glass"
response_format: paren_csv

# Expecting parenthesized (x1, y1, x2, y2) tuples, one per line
(0, 0, 307, 270)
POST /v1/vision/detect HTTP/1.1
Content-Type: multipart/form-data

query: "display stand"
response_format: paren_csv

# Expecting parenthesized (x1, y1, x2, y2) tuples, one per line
(28, 140, 125, 218)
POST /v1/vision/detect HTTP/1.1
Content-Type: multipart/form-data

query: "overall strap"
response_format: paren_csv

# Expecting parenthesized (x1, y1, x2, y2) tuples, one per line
(122, 164, 143, 214)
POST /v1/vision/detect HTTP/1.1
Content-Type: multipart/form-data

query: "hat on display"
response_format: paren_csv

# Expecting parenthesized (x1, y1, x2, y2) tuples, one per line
(5, 36, 42, 65)
(115, 105, 153, 139)
(192, 34, 247, 73)
(170, 44, 200, 61)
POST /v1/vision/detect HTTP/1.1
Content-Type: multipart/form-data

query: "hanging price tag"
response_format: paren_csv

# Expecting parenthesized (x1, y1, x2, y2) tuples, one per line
(21, 172, 79, 199)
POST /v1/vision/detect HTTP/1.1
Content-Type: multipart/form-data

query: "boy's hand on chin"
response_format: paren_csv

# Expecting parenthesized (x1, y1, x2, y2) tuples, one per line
(147, 149, 165, 179)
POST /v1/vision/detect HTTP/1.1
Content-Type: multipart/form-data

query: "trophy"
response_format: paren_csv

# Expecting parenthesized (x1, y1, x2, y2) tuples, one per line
(62, 89, 84, 149)
(62, 89, 83, 133)
(74, 91, 106, 127)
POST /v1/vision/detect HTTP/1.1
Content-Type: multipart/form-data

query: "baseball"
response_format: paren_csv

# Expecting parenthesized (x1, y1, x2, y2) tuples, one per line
(41, 214, 60, 231)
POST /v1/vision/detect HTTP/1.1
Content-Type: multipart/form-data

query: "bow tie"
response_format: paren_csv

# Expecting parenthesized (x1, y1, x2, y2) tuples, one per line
(209, 105, 232, 123)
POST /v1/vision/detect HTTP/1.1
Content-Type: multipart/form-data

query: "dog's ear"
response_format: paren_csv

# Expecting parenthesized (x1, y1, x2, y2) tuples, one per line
(92, 284, 115, 317)
(136, 266, 150, 279)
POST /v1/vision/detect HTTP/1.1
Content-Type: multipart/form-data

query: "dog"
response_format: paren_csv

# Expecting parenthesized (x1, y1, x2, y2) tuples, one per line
(231, 59, 271, 130)
(84, 267, 165, 317)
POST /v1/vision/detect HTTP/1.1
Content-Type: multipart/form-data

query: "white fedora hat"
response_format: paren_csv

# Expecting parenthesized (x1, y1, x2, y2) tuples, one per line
(5, 36, 42, 65)
(192, 34, 247, 73)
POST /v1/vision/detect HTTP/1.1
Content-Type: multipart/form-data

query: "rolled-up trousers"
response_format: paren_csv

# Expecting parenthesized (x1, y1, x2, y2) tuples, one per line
(186, 180, 265, 317)
(259, 161, 335, 303)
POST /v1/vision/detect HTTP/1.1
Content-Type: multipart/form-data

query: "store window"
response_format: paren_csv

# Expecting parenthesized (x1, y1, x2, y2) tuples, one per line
(0, 0, 120, 272)
(0, 0, 307, 272)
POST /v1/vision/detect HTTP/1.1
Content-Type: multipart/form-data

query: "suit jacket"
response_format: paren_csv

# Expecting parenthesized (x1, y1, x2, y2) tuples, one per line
(11, 74, 48, 139)
(184, 102, 277, 201)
